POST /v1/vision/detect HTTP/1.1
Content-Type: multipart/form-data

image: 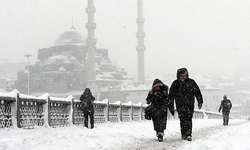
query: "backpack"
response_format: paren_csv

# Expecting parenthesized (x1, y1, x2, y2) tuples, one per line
(80, 94, 92, 111)
(224, 101, 231, 110)
(81, 100, 88, 110)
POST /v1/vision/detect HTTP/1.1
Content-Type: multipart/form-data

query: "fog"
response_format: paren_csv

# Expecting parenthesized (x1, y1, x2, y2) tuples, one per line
(1, 0, 250, 78)
(1, 1, 250, 147)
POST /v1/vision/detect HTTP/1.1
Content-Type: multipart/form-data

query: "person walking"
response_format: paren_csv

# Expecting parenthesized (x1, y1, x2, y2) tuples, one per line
(219, 95, 232, 126)
(169, 68, 203, 141)
(146, 79, 174, 142)
(80, 88, 95, 129)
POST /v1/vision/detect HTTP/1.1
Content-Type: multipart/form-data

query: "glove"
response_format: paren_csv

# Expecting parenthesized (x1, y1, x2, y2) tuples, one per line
(198, 103, 202, 109)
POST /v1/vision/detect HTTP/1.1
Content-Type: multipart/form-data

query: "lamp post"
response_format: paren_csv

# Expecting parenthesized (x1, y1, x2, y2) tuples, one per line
(24, 54, 32, 95)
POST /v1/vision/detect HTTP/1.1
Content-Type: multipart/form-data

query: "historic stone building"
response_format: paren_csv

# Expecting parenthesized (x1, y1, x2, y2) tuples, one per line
(16, 26, 132, 93)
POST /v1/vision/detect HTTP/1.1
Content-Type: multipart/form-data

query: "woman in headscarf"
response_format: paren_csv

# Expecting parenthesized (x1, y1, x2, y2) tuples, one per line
(146, 79, 174, 142)
(80, 88, 95, 129)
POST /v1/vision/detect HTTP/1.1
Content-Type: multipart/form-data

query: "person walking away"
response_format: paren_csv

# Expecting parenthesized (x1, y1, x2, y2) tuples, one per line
(219, 95, 232, 126)
(169, 68, 203, 141)
(146, 79, 174, 142)
(80, 88, 95, 129)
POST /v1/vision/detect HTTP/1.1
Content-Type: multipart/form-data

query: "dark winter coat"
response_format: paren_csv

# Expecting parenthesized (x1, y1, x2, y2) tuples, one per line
(169, 68, 203, 112)
(219, 99, 232, 113)
(146, 79, 172, 131)
(80, 88, 95, 113)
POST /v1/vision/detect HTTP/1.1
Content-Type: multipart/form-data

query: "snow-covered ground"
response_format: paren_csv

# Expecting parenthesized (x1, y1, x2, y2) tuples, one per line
(0, 119, 249, 150)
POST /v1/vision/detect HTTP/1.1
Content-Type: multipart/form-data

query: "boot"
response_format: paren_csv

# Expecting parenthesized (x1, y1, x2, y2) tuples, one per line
(186, 136, 192, 141)
(182, 135, 187, 140)
(90, 117, 94, 129)
(84, 120, 88, 128)
(90, 124, 94, 129)
(157, 132, 164, 142)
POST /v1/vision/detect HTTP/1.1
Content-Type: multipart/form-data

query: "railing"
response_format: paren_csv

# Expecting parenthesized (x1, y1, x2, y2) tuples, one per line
(0, 90, 226, 129)
(0, 96, 15, 128)
(18, 94, 47, 129)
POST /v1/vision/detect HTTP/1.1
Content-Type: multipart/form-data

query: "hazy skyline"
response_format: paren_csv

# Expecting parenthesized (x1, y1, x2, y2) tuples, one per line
(1, 0, 250, 79)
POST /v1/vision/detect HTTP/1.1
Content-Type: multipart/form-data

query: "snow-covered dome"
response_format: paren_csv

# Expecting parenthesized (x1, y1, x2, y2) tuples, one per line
(136, 84, 149, 90)
(70, 56, 77, 61)
(49, 54, 70, 60)
(55, 29, 86, 46)
(59, 66, 66, 72)
(125, 85, 136, 91)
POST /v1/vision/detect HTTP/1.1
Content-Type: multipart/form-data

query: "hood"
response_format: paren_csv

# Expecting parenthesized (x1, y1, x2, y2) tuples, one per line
(177, 68, 189, 79)
(152, 78, 163, 88)
(83, 88, 92, 95)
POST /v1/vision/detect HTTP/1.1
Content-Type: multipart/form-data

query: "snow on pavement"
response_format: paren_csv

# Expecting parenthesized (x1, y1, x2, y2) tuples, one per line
(0, 119, 249, 150)
(180, 120, 250, 150)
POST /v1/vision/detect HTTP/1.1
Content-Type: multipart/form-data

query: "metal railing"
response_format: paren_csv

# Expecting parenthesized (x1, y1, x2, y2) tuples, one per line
(0, 90, 226, 129)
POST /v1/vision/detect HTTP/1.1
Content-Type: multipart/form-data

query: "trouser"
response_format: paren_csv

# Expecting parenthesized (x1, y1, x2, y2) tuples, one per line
(84, 110, 94, 128)
(223, 112, 230, 125)
(177, 108, 194, 137)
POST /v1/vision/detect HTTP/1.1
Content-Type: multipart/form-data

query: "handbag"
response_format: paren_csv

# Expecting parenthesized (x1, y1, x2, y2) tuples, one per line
(144, 105, 154, 120)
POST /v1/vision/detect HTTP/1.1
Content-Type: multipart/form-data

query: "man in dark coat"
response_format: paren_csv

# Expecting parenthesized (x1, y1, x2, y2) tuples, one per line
(80, 88, 95, 129)
(146, 79, 174, 142)
(219, 95, 232, 126)
(169, 68, 203, 141)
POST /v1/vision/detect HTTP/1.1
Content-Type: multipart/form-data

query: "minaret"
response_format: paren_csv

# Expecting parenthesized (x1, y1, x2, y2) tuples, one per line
(86, 0, 96, 81)
(136, 0, 146, 83)
(71, 17, 76, 30)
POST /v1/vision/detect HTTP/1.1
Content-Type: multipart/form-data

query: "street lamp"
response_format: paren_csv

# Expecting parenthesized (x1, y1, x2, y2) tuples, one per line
(24, 54, 32, 95)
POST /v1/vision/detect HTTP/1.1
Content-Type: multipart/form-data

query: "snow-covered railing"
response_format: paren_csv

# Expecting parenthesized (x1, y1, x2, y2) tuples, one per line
(201, 110, 234, 119)
(169, 109, 234, 120)
(0, 90, 17, 128)
(72, 99, 144, 123)
(0, 90, 231, 129)
(0, 90, 145, 129)
(48, 96, 73, 127)
(18, 93, 47, 129)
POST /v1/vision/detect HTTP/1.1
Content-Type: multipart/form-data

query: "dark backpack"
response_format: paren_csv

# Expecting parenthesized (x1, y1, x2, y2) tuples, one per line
(80, 94, 93, 111)
(223, 100, 231, 110)
(81, 100, 88, 111)
(223, 100, 232, 111)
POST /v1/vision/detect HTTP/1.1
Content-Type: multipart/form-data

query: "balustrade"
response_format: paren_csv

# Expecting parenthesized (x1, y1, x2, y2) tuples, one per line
(0, 90, 226, 129)
(0, 97, 15, 128)
(72, 100, 84, 125)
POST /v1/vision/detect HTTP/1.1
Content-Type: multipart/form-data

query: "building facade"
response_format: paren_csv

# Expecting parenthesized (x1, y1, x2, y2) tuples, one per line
(16, 27, 132, 94)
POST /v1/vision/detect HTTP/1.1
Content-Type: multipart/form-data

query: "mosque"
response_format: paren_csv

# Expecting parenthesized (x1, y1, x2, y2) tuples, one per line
(15, 0, 147, 102)
(16, 25, 133, 93)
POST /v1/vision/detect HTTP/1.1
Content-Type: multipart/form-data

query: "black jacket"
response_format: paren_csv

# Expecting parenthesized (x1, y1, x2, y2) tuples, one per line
(169, 68, 203, 111)
(80, 88, 95, 112)
(146, 79, 174, 116)
(219, 99, 232, 113)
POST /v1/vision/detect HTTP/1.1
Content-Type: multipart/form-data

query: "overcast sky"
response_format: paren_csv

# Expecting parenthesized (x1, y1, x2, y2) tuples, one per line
(1, 0, 250, 79)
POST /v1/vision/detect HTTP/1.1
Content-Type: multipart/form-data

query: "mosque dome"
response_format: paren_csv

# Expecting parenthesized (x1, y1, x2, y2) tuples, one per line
(55, 27, 86, 46)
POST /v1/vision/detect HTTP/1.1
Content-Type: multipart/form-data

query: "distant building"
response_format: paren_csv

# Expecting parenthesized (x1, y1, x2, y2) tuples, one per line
(0, 61, 26, 91)
(195, 84, 221, 112)
(16, 27, 133, 94)
(99, 84, 150, 103)
(238, 99, 250, 118)
(230, 104, 242, 118)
